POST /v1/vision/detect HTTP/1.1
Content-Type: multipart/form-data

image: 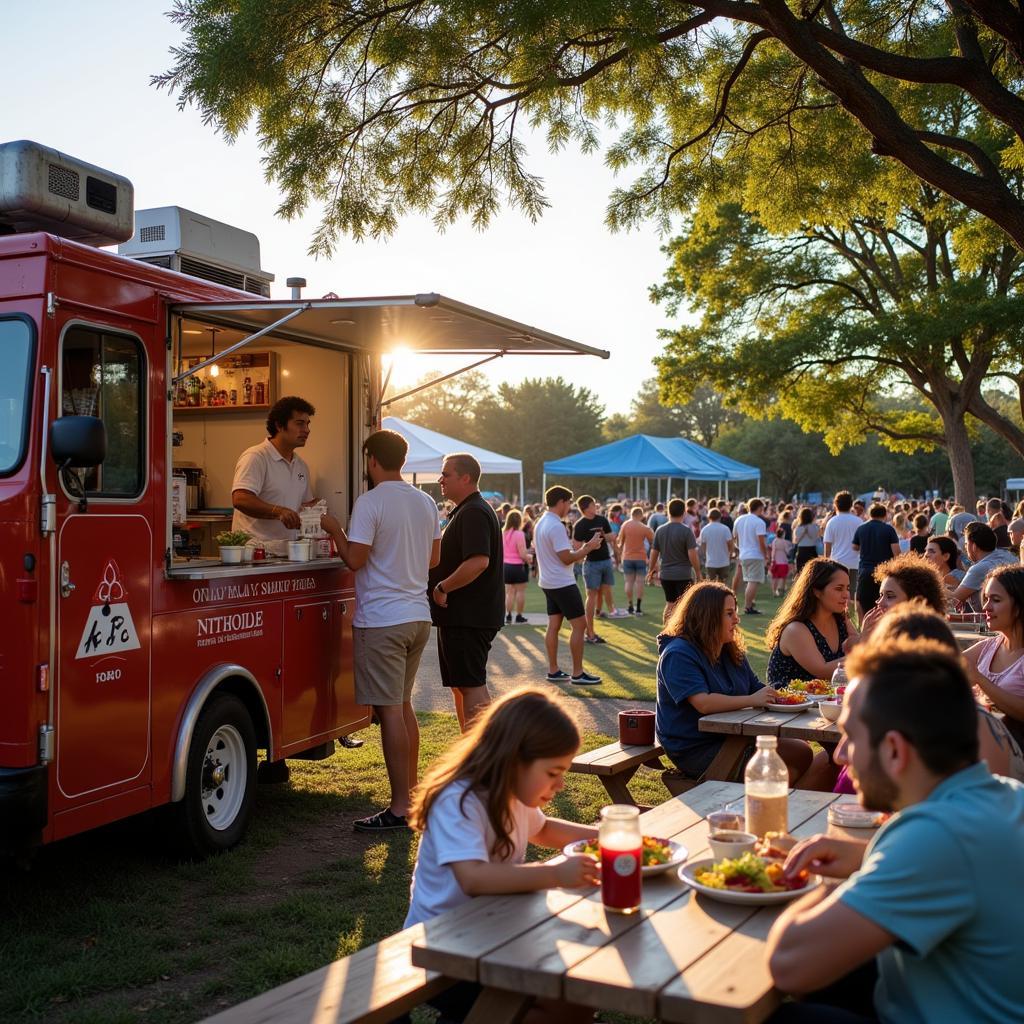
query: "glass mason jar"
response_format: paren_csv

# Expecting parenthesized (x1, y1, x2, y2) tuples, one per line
(599, 804, 642, 914)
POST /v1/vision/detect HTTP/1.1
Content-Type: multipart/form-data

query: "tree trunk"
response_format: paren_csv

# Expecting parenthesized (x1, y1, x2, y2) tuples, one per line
(944, 411, 977, 508)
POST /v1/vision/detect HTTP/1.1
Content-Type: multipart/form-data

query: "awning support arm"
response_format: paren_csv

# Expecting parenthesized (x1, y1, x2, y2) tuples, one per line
(171, 305, 307, 384)
(380, 352, 504, 409)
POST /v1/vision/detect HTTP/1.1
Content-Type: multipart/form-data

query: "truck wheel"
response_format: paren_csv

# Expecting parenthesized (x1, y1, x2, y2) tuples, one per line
(175, 693, 256, 858)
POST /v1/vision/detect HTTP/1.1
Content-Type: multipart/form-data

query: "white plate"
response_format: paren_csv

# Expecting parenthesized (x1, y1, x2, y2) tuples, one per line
(563, 838, 689, 876)
(764, 700, 815, 712)
(679, 858, 821, 905)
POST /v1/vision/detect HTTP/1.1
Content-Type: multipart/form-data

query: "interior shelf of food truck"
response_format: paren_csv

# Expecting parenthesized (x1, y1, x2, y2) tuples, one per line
(165, 293, 609, 578)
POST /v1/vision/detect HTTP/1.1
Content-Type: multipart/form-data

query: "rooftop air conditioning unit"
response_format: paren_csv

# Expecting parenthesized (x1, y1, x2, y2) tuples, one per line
(118, 206, 274, 297)
(0, 140, 134, 246)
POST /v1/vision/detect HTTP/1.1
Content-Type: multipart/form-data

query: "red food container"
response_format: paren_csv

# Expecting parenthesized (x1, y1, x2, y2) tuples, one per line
(618, 708, 655, 746)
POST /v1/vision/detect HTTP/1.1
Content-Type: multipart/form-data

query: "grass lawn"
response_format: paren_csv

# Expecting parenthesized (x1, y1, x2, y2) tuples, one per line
(1, 575, 789, 1024)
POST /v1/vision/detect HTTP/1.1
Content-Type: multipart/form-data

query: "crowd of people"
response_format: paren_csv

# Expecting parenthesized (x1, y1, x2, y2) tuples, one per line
(313, 436, 1024, 1023)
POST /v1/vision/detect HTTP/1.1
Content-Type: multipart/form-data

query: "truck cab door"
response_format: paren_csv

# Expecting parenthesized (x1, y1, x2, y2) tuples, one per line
(54, 323, 152, 802)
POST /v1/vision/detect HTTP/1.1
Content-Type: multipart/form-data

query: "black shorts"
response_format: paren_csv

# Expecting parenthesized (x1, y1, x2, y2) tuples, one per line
(503, 563, 529, 585)
(436, 626, 497, 688)
(661, 578, 693, 604)
(857, 574, 881, 611)
(543, 583, 586, 620)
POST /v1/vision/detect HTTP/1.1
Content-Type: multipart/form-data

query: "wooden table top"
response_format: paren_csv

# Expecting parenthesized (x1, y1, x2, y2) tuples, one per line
(699, 707, 842, 744)
(411, 782, 866, 1024)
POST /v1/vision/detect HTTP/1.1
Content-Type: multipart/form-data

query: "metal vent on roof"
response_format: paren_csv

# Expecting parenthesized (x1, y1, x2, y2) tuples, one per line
(140, 224, 165, 243)
(243, 275, 270, 298)
(48, 163, 80, 201)
(136, 254, 174, 269)
(179, 255, 245, 290)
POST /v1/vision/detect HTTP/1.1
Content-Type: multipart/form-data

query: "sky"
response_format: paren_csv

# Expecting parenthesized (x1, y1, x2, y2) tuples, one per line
(1, 1, 687, 416)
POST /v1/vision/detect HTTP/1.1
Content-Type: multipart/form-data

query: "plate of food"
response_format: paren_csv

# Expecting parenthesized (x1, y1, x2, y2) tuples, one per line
(787, 679, 836, 699)
(765, 688, 815, 711)
(564, 836, 689, 876)
(679, 852, 821, 905)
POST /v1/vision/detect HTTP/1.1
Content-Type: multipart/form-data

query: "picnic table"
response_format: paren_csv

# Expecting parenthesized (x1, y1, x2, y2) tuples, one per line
(697, 707, 841, 782)
(411, 780, 867, 1024)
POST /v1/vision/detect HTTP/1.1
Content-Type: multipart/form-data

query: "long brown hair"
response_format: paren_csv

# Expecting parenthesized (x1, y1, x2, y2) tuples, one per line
(872, 552, 946, 613)
(661, 581, 745, 665)
(410, 689, 579, 859)
(766, 557, 849, 650)
(503, 508, 523, 532)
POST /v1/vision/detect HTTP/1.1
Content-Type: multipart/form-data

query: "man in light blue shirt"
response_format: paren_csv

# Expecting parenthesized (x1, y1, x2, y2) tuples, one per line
(950, 521, 1019, 611)
(766, 642, 1024, 1023)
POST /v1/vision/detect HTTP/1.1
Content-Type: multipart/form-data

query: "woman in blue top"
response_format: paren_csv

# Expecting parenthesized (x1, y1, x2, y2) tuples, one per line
(656, 581, 814, 783)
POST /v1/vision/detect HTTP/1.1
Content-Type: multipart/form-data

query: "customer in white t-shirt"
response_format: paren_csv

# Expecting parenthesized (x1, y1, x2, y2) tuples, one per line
(699, 507, 735, 583)
(823, 490, 863, 601)
(733, 498, 769, 614)
(321, 429, 441, 833)
(533, 486, 603, 685)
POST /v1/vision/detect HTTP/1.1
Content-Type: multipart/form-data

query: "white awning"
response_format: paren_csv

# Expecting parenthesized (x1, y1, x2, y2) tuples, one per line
(171, 293, 609, 358)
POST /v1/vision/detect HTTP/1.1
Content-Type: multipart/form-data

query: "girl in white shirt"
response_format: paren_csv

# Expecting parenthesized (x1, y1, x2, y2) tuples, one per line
(405, 689, 599, 1023)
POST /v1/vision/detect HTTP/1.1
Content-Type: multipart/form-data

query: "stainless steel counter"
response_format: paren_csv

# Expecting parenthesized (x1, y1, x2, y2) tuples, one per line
(167, 556, 348, 581)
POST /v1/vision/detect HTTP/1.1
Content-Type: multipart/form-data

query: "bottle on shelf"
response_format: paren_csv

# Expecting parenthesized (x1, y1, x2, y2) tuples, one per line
(254, 380, 266, 405)
(744, 735, 789, 838)
(598, 804, 642, 914)
(243, 376, 253, 405)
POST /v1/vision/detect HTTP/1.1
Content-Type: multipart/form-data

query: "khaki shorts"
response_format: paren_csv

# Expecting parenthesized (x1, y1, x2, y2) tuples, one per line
(353, 620, 431, 706)
(705, 565, 732, 583)
(740, 558, 766, 584)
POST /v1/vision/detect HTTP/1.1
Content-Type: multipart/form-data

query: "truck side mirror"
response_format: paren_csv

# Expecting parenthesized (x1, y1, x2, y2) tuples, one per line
(50, 416, 107, 468)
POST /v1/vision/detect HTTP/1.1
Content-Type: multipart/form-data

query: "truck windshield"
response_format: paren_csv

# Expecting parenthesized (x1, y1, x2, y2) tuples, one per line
(0, 318, 34, 476)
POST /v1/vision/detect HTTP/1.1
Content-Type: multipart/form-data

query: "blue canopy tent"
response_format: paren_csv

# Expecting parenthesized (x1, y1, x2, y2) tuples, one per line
(543, 435, 760, 501)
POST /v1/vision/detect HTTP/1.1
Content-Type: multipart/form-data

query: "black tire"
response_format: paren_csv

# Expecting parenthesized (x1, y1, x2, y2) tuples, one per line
(173, 693, 256, 858)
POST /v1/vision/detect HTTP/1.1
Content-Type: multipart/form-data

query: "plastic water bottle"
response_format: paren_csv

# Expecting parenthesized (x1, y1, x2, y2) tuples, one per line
(831, 661, 848, 700)
(744, 736, 789, 838)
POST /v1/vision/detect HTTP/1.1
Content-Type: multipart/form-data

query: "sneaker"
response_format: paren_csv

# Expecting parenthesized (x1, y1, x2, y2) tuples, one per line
(584, 634, 607, 644)
(353, 808, 410, 833)
(339, 734, 364, 748)
(610, 609, 631, 618)
(570, 671, 603, 685)
(505, 613, 512, 624)
(546, 669, 571, 681)
(627, 606, 634, 615)
(634, 608, 645, 616)
(596, 611, 608, 619)
(514, 614, 528, 623)
(744, 607, 762, 615)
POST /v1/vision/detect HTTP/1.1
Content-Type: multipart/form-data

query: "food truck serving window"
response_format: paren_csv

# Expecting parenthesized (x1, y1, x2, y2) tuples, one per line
(61, 326, 145, 497)
(0, 317, 35, 477)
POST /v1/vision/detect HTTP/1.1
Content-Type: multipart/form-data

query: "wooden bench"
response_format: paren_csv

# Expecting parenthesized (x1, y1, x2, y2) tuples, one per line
(195, 922, 452, 1024)
(569, 739, 666, 805)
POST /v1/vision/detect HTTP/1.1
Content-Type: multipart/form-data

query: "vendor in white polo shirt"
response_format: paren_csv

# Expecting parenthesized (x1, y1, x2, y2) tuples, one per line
(231, 396, 318, 555)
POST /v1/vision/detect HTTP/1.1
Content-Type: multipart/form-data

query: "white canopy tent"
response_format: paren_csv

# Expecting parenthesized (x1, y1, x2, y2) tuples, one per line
(382, 416, 524, 502)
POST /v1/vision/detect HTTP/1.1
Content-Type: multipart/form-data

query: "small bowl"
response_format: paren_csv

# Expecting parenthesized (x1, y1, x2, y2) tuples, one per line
(707, 830, 757, 860)
(818, 699, 842, 723)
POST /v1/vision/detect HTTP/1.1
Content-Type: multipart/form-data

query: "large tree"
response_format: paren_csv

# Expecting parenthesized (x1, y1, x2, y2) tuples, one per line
(160, 1, 1024, 253)
(604, 378, 735, 447)
(475, 377, 606, 494)
(385, 369, 494, 440)
(654, 190, 1024, 506)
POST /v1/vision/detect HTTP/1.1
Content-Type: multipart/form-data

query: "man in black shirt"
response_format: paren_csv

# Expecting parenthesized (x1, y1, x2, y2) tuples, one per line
(429, 453, 503, 730)
(572, 495, 622, 643)
(852, 504, 901, 619)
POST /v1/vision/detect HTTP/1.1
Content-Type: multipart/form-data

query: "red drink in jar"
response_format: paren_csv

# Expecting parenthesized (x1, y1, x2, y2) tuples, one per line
(599, 805, 642, 914)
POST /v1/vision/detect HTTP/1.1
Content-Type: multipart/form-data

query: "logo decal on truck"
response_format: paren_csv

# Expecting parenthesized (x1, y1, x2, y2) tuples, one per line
(75, 560, 142, 659)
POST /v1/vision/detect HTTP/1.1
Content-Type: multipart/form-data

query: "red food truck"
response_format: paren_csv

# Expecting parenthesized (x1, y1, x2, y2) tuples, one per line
(0, 141, 607, 858)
